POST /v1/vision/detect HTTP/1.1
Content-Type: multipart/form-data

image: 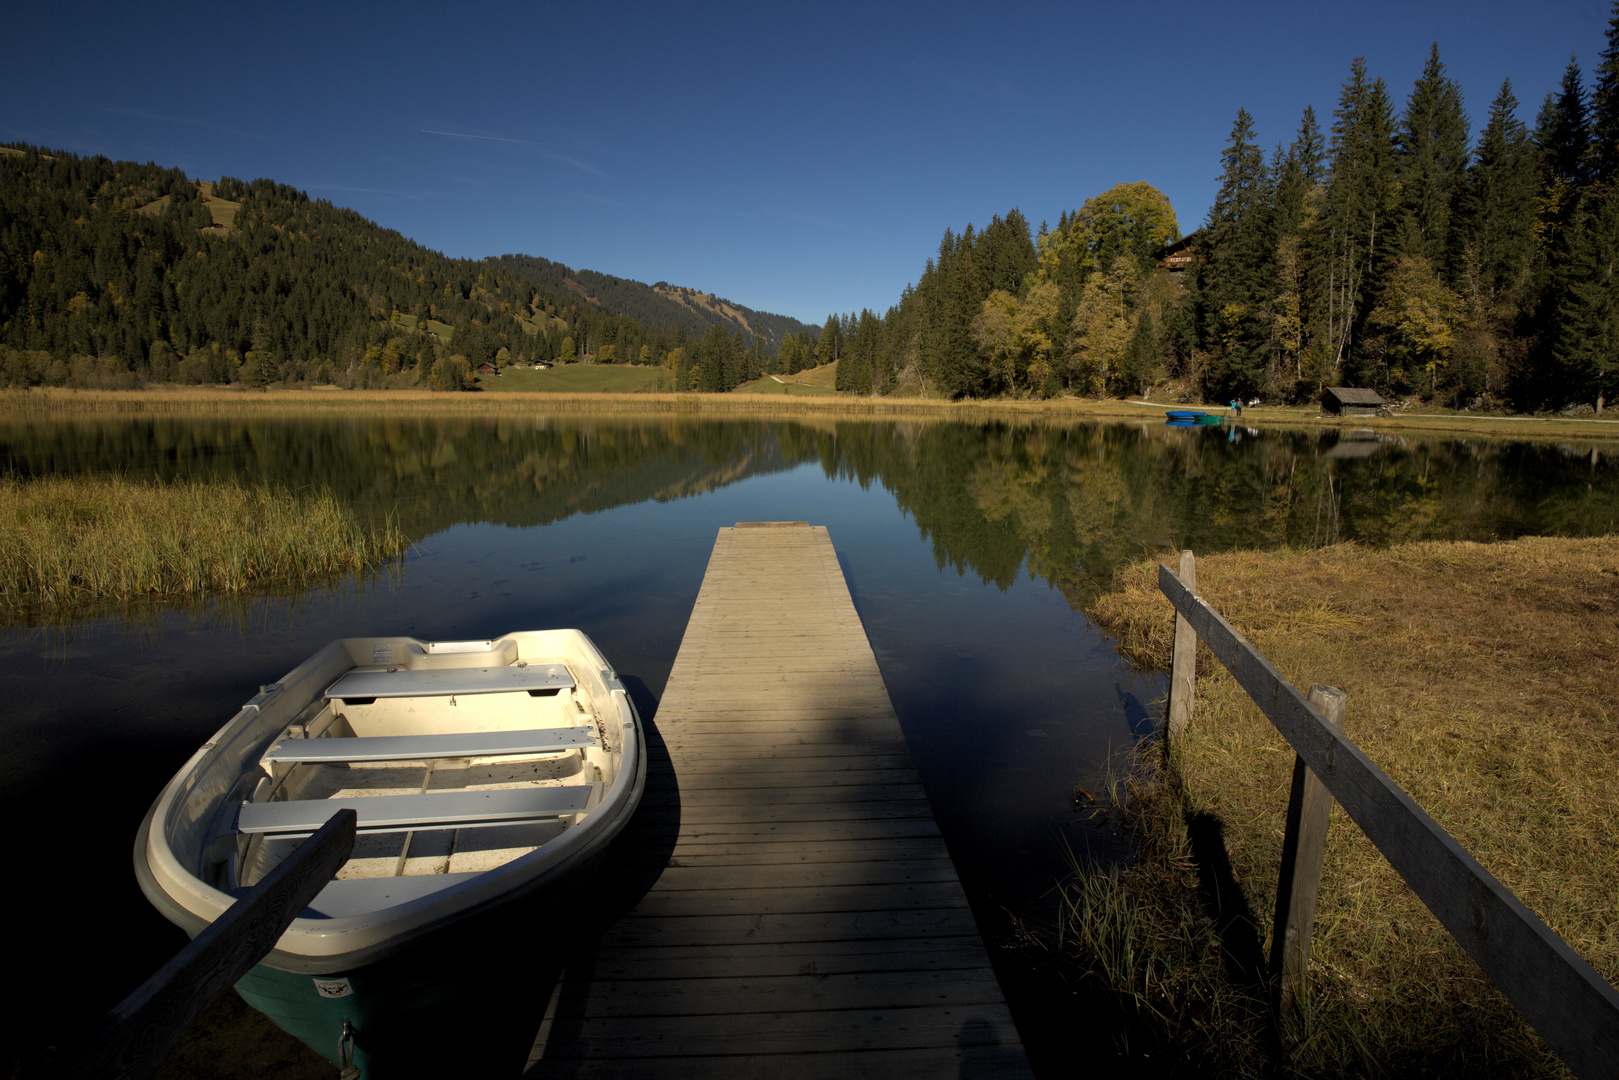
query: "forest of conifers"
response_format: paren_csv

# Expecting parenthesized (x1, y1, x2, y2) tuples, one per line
(2, 9, 1615, 408)
(818, 14, 1619, 411)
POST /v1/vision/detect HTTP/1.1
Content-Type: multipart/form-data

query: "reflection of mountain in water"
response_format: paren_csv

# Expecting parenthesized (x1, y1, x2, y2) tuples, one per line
(3, 416, 1614, 609)
(0, 417, 805, 540)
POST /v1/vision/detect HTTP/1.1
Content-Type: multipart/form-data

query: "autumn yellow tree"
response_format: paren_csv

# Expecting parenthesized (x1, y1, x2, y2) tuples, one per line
(1037, 182, 1179, 281)
(1068, 262, 1135, 393)
(1368, 254, 1460, 393)
(970, 279, 1060, 394)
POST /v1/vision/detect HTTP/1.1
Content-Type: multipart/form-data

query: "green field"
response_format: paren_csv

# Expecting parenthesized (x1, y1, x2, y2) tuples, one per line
(483, 364, 671, 393)
(732, 376, 839, 396)
(391, 314, 455, 342)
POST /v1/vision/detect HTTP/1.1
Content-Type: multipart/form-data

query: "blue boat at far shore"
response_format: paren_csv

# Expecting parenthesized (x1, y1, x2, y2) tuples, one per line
(1164, 410, 1224, 425)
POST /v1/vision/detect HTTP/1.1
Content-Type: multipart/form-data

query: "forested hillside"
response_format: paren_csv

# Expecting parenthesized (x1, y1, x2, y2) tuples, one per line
(0, 147, 803, 390)
(824, 12, 1618, 411)
(482, 254, 809, 349)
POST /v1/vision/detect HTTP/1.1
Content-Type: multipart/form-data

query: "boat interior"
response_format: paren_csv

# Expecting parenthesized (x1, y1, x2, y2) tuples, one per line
(207, 638, 617, 917)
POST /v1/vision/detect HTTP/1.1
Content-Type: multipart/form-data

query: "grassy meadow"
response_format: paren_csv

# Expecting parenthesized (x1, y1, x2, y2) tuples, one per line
(483, 363, 672, 393)
(732, 377, 839, 395)
(1065, 537, 1619, 1077)
(0, 473, 408, 621)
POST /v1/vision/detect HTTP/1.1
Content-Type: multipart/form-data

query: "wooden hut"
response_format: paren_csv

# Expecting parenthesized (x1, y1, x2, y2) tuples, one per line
(1322, 387, 1385, 416)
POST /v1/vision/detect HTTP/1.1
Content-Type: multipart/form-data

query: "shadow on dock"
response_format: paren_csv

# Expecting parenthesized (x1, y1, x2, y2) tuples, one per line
(524, 672, 679, 1077)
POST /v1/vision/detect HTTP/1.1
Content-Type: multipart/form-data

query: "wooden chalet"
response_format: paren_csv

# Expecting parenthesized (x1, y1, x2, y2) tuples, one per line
(1322, 387, 1385, 416)
(1155, 230, 1201, 273)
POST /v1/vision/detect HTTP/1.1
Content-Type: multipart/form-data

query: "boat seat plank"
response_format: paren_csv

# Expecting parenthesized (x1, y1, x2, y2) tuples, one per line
(325, 663, 574, 700)
(238, 787, 592, 837)
(264, 726, 595, 764)
(231, 870, 488, 918)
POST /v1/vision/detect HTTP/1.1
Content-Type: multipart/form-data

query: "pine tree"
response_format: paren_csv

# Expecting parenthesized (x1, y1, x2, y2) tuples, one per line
(1453, 80, 1539, 308)
(1272, 107, 1325, 239)
(1589, 3, 1619, 183)
(1317, 57, 1398, 384)
(819, 314, 842, 364)
(1550, 190, 1619, 407)
(1117, 306, 1160, 396)
(1195, 108, 1275, 396)
(975, 210, 1037, 294)
(1538, 57, 1590, 186)
(1395, 44, 1471, 267)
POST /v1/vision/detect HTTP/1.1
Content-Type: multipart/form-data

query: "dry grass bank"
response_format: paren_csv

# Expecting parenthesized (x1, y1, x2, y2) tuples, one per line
(1071, 537, 1619, 1077)
(0, 386, 1126, 421)
(0, 473, 407, 621)
(5, 387, 1619, 441)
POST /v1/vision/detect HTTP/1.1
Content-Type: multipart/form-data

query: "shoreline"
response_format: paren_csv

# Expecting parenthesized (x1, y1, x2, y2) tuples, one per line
(5, 387, 1619, 442)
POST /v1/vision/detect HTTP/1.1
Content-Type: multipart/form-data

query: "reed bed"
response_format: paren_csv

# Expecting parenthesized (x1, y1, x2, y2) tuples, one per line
(1064, 536, 1619, 1077)
(0, 473, 407, 618)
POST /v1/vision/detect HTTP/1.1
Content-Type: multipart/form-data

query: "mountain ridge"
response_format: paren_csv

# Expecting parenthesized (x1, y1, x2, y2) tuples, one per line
(0, 143, 814, 390)
(482, 254, 810, 349)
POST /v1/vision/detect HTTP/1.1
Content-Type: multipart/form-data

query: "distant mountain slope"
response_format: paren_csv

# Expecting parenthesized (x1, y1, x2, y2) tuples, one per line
(482, 254, 811, 350)
(0, 143, 806, 391)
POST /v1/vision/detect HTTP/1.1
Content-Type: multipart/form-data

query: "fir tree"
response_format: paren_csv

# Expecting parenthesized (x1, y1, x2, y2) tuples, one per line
(1272, 106, 1325, 240)
(1196, 108, 1275, 397)
(1395, 44, 1470, 267)
(1538, 57, 1591, 186)
(1317, 57, 1398, 384)
(1590, 3, 1619, 183)
(1550, 190, 1619, 407)
(1453, 80, 1539, 308)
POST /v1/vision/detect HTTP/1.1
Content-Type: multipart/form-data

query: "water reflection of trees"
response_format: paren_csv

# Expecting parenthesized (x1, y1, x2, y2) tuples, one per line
(0, 416, 803, 538)
(3, 417, 1614, 609)
(794, 422, 1619, 605)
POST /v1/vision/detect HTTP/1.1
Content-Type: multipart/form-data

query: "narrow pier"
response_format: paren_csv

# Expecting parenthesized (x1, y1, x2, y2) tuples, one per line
(527, 522, 1030, 1078)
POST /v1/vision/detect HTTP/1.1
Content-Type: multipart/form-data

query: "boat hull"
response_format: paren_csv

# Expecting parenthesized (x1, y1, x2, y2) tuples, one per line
(134, 629, 646, 1077)
(234, 843, 606, 1076)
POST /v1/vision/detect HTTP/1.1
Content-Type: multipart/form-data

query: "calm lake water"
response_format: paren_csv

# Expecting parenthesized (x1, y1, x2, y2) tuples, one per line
(3, 414, 1615, 1074)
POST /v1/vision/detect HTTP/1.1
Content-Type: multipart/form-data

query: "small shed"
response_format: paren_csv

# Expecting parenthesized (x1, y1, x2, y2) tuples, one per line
(1322, 387, 1385, 416)
(476, 362, 497, 375)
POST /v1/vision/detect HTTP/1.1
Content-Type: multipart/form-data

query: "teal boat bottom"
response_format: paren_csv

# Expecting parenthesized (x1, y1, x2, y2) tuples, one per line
(234, 854, 601, 1078)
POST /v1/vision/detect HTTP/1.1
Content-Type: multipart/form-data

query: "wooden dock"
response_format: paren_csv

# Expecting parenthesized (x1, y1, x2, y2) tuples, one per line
(526, 522, 1031, 1078)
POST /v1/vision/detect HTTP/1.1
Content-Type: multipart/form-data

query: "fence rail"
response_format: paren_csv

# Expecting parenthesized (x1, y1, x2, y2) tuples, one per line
(1159, 556, 1619, 1080)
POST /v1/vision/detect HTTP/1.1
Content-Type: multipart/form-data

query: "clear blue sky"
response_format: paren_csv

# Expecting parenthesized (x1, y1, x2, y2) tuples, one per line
(4, 1, 1611, 326)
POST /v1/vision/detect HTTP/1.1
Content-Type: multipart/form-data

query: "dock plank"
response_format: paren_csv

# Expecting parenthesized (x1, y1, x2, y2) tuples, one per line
(527, 524, 1030, 1078)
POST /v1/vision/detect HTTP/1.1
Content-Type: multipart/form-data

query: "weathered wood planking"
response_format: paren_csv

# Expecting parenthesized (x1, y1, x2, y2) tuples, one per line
(528, 524, 1031, 1078)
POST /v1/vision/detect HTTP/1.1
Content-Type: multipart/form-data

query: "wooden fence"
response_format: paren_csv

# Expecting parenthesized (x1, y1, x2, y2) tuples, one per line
(1160, 553, 1619, 1080)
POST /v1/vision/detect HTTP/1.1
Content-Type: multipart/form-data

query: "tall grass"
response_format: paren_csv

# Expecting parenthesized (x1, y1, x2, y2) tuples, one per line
(1061, 536, 1619, 1077)
(0, 473, 407, 617)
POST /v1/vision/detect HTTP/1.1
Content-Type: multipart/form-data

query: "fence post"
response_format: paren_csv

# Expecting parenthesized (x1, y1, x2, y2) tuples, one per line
(1166, 550, 1197, 743)
(1270, 683, 1348, 1018)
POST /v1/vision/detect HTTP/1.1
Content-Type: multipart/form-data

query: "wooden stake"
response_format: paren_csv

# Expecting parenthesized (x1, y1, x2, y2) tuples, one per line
(1166, 550, 1197, 743)
(1270, 684, 1347, 1018)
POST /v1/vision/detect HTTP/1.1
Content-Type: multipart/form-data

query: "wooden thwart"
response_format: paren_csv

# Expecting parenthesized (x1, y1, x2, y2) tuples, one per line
(528, 524, 1029, 1078)
(1158, 558, 1619, 1079)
